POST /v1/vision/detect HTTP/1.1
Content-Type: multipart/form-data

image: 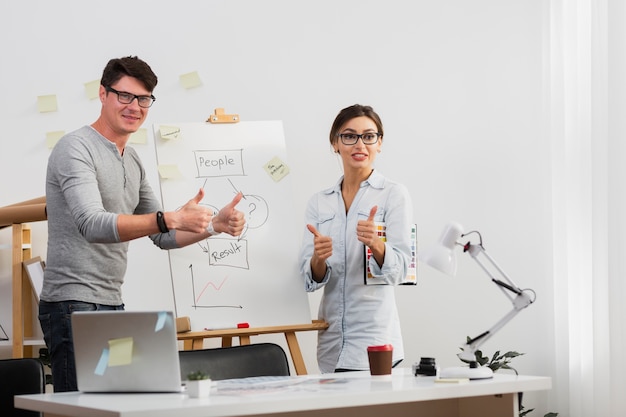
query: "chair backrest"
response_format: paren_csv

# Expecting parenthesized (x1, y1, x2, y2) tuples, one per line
(178, 343, 290, 381)
(0, 358, 46, 417)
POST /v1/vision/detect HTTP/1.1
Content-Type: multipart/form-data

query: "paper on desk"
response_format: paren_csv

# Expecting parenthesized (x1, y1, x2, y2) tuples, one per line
(216, 376, 306, 395)
(215, 376, 352, 396)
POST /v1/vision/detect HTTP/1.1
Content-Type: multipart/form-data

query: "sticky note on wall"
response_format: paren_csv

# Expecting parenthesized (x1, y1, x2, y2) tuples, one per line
(159, 125, 181, 140)
(179, 71, 202, 89)
(158, 165, 183, 179)
(37, 95, 58, 113)
(263, 156, 290, 182)
(129, 128, 147, 144)
(84, 79, 101, 100)
(46, 131, 65, 149)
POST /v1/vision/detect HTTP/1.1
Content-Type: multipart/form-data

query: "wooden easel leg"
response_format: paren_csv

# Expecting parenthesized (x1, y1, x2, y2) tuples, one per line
(284, 331, 307, 375)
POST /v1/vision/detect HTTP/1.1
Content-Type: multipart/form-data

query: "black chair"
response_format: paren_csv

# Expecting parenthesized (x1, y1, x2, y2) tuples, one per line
(179, 343, 290, 381)
(0, 358, 46, 417)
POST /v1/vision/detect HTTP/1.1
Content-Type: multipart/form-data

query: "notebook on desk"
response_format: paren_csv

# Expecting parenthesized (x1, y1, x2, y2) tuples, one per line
(71, 310, 182, 393)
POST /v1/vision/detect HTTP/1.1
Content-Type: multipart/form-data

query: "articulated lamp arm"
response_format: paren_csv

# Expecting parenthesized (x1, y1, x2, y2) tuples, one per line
(457, 236, 536, 364)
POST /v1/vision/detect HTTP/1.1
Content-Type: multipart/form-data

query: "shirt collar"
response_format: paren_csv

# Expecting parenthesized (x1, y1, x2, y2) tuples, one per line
(88, 125, 124, 157)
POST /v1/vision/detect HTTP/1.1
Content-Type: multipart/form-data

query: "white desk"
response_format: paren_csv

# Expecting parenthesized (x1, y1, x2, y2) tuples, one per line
(16, 368, 551, 417)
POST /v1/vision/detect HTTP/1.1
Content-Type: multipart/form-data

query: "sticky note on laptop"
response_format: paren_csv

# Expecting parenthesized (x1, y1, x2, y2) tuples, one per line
(108, 337, 134, 367)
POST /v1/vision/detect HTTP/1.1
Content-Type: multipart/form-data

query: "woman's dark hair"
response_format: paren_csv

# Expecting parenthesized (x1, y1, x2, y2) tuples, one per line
(329, 104, 384, 146)
(100, 56, 158, 92)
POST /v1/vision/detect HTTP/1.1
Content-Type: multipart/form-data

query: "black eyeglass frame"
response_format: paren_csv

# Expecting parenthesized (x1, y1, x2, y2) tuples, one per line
(337, 132, 382, 145)
(105, 86, 156, 108)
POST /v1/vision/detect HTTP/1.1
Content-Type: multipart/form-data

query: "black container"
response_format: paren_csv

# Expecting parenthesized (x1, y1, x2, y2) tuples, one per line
(413, 357, 437, 376)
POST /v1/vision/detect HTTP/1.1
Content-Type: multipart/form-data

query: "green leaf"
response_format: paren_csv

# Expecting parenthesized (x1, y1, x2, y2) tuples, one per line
(187, 370, 210, 380)
(502, 351, 523, 359)
(474, 349, 489, 366)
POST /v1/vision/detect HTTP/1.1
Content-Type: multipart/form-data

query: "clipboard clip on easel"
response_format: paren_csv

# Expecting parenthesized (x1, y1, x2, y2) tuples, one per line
(207, 108, 240, 124)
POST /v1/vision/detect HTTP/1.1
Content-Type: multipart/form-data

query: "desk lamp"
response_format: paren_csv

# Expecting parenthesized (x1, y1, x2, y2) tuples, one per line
(418, 222, 536, 379)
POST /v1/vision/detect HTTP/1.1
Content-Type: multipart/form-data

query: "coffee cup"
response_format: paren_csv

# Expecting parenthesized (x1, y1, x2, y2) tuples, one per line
(367, 344, 393, 376)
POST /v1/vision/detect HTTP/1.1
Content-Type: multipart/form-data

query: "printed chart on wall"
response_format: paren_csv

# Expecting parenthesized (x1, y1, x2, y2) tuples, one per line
(153, 121, 311, 331)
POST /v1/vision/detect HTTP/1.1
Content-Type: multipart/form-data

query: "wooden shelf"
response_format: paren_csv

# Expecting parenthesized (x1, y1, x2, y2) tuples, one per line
(11, 223, 40, 358)
(22, 338, 45, 346)
(0, 197, 47, 358)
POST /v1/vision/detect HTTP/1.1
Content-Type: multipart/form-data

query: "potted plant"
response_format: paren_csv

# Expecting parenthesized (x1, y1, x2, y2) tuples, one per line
(186, 371, 211, 398)
(461, 342, 558, 417)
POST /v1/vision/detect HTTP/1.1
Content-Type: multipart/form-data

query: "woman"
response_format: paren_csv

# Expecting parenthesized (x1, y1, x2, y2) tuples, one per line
(299, 104, 414, 373)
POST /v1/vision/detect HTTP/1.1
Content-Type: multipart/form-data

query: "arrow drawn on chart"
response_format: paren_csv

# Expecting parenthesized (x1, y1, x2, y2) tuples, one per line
(188, 264, 243, 309)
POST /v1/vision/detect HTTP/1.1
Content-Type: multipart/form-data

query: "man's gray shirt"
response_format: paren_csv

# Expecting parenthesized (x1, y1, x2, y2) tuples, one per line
(41, 125, 177, 305)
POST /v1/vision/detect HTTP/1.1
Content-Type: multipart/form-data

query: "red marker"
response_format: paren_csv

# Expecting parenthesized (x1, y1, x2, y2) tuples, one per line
(204, 322, 250, 331)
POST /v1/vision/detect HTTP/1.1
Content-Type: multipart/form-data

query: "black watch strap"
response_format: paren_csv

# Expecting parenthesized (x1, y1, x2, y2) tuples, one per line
(156, 211, 169, 233)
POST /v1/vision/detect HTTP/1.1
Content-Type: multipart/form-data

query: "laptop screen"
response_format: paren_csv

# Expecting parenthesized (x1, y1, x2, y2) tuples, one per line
(72, 310, 182, 393)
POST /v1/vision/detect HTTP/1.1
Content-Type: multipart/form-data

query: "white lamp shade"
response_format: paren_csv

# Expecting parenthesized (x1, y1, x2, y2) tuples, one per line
(418, 222, 464, 277)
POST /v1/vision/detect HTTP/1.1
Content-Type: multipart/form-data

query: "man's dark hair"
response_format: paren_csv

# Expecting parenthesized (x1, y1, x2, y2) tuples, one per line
(100, 56, 158, 92)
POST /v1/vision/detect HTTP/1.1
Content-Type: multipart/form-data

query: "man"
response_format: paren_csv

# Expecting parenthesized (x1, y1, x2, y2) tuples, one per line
(38, 56, 246, 392)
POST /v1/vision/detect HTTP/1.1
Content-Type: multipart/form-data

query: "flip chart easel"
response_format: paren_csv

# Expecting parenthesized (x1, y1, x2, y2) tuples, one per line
(153, 112, 314, 335)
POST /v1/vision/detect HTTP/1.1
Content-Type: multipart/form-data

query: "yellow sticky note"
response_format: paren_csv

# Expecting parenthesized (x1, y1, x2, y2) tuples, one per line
(107, 337, 134, 367)
(159, 125, 181, 140)
(263, 156, 290, 182)
(179, 71, 202, 89)
(158, 164, 183, 179)
(129, 128, 147, 144)
(46, 131, 65, 149)
(37, 95, 58, 113)
(84, 79, 101, 100)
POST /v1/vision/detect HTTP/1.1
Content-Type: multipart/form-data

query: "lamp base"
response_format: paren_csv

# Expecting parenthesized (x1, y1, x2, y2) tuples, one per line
(439, 366, 494, 380)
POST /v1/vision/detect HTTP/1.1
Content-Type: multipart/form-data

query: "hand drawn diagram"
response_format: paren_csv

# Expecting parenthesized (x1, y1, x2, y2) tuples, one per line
(153, 121, 311, 330)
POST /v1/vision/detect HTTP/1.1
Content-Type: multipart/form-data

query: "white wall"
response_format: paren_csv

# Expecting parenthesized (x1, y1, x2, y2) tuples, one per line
(0, 0, 553, 413)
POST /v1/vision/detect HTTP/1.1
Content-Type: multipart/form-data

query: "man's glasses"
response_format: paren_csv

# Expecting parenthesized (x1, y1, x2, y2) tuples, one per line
(105, 86, 156, 108)
(338, 132, 382, 145)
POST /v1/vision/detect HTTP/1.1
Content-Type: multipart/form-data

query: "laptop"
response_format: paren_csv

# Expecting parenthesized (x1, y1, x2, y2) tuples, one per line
(72, 310, 182, 393)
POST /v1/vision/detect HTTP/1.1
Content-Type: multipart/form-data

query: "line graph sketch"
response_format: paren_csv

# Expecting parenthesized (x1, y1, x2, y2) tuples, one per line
(188, 265, 241, 309)
(153, 121, 311, 330)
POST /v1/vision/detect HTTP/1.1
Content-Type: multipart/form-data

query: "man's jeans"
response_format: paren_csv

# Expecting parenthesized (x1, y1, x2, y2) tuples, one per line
(38, 300, 124, 392)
